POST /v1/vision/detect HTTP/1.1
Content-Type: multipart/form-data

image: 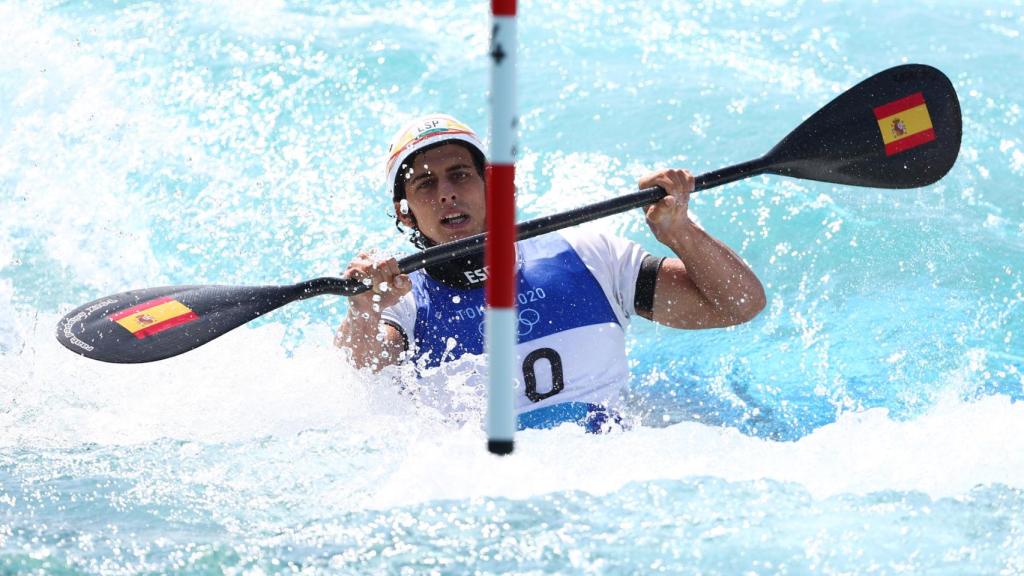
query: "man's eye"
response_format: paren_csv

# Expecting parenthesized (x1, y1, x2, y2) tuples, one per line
(415, 177, 435, 191)
(452, 171, 469, 182)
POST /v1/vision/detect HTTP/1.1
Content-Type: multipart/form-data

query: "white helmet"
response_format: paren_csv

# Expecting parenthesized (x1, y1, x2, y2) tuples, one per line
(385, 113, 486, 200)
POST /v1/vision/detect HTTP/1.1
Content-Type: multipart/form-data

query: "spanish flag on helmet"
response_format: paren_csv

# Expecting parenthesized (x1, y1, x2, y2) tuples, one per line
(385, 113, 486, 200)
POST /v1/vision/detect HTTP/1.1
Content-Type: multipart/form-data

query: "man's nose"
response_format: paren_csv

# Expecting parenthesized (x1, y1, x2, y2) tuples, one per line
(438, 178, 457, 203)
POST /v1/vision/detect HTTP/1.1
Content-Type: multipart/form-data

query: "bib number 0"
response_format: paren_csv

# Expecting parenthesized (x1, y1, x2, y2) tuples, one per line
(522, 348, 564, 402)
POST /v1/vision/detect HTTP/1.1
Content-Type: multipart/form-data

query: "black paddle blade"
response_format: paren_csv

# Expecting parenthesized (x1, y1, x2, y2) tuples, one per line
(765, 64, 962, 189)
(56, 284, 303, 363)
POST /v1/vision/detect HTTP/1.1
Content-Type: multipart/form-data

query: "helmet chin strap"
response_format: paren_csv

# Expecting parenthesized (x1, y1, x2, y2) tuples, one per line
(416, 227, 437, 248)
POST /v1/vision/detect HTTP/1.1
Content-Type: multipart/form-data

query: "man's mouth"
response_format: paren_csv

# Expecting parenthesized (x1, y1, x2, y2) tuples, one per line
(440, 213, 470, 228)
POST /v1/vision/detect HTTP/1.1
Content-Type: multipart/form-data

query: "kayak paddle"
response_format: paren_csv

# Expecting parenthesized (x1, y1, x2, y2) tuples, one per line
(57, 63, 961, 363)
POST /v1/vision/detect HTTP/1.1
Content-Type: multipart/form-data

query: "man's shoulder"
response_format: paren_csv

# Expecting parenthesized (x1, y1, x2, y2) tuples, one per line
(557, 226, 643, 263)
(557, 225, 617, 245)
(379, 288, 417, 324)
(545, 226, 605, 252)
(518, 228, 616, 266)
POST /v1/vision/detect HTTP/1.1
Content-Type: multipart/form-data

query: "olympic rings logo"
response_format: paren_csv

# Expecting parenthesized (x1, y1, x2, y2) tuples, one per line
(477, 308, 542, 337)
(517, 308, 541, 336)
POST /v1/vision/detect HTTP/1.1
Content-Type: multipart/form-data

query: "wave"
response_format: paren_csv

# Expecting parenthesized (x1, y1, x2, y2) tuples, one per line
(3, 315, 1022, 509)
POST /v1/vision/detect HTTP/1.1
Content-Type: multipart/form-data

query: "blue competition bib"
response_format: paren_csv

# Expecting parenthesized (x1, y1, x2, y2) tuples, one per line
(407, 234, 629, 432)
(410, 234, 620, 368)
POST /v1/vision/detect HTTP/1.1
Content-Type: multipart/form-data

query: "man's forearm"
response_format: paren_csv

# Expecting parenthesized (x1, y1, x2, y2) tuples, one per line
(336, 307, 400, 371)
(663, 223, 766, 324)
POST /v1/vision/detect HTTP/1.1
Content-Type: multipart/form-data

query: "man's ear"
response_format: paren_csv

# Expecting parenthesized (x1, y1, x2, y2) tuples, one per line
(395, 201, 416, 228)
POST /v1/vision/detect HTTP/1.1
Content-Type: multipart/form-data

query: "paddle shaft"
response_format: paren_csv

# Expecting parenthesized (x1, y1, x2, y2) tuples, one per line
(300, 157, 770, 298)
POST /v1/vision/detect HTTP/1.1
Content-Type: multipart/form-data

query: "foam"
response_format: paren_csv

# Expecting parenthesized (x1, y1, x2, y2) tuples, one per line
(0, 315, 413, 447)
(3, 313, 1022, 508)
(368, 393, 1024, 507)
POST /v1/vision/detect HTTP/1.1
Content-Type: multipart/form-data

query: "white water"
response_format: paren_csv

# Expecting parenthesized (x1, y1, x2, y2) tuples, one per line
(4, 316, 1022, 511)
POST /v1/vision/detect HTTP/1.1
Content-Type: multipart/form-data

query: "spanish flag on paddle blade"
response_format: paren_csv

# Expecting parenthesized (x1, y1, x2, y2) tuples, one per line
(874, 92, 936, 156)
(108, 296, 199, 340)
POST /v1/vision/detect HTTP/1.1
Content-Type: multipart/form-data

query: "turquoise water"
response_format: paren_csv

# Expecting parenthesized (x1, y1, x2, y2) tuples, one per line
(2, 0, 1024, 573)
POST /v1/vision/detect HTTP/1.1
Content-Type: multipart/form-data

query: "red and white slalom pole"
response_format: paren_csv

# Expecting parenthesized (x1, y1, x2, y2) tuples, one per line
(486, 0, 517, 455)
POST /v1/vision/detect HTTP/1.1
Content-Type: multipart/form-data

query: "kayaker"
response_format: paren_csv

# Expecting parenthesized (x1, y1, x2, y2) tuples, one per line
(336, 113, 766, 431)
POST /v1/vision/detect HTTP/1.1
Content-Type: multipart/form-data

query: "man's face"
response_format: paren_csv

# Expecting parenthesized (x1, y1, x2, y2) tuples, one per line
(396, 143, 486, 245)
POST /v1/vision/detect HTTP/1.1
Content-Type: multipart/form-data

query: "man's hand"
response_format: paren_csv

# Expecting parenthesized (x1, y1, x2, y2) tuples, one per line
(639, 168, 697, 248)
(336, 253, 412, 371)
(342, 252, 412, 315)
